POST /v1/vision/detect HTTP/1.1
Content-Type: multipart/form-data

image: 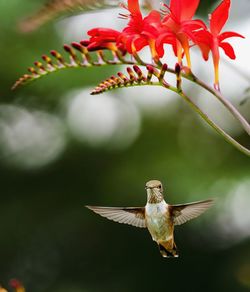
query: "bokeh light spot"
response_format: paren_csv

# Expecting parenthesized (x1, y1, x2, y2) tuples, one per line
(66, 89, 141, 149)
(0, 105, 67, 169)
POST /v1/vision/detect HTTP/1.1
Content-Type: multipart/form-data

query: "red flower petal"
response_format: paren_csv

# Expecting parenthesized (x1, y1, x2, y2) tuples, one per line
(192, 30, 212, 60)
(182, 19, 207, 31)
(169, 0, 181, 21)
(143, 11, 162, 37)
(155, 32, 177, 57)
(198, 43, 210, 61)
(123, 35, 148, 53)
(219, 42, 236, 59)
(88, 28, 120, 38)
(210, 0, 230, 35)
(128, 0, 141, 15)
(170, 0, 200, 22)
(133, 36, 148, 51)
(124, 37, 134, 53)
(192, 29, 212, 46)
(219, 31, 245, 42)
(181, 19, 207, 44)
(144, 10, 161, 25)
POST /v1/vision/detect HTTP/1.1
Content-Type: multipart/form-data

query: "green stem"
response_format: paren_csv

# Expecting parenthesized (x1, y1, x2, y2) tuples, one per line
(92, 57, 247, 154)
(123, 60, 250, 136)
(120, 60, 250, 155)
(187, 72, 250, 136)
(165, 84, 250, 156)
(152, 66, 250, 137)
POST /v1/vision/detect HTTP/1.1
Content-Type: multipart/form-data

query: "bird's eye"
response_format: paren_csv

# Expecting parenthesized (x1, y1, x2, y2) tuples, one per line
(158, 185, 161, 189)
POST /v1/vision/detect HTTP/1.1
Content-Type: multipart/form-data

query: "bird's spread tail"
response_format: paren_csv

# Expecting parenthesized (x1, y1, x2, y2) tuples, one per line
(158, 240, 178, 258)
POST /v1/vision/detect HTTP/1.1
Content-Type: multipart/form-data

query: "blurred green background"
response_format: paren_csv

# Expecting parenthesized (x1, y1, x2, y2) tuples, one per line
(1, 0, 250, 291)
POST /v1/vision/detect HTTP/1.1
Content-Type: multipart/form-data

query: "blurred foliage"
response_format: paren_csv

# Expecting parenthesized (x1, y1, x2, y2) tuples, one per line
(0, 0, 250, 292)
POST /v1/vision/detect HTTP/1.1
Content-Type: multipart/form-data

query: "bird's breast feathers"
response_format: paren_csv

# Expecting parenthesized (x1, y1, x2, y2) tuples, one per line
(145, 201, 173, 241)
(146, 200, 167, 216)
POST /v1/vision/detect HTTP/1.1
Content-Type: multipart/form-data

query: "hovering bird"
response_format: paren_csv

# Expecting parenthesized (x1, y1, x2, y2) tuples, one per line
(86, 180, 214, 258)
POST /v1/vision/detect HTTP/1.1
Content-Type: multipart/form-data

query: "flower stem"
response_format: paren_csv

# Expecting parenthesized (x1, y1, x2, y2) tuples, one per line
(164, 84, 250, 156)
(190, 74, 250, 136)
(157, 65, 250, 136)
(122, 60, 249, 136)
(121, 60, 250, 155)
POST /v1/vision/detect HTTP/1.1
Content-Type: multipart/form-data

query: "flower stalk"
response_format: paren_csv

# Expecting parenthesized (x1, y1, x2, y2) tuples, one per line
(12, 0, 250, 156)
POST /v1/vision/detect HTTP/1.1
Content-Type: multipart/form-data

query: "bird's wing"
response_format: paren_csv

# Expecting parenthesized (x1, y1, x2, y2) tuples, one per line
(86, 206, 146, 228)
(170, 199, 214, 226)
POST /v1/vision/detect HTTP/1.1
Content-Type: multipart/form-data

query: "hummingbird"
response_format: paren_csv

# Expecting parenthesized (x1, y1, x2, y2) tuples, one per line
(86, 180, 214, 258)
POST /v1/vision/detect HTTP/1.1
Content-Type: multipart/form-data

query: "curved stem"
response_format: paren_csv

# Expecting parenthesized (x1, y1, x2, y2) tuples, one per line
(126, 59, 250, 137)
(164, 85, 250, 156)
(87, 56, 250, 155)
(118, 59, 250, 155)
(161, 67, 250, 136)
(188, 72, 250, 136)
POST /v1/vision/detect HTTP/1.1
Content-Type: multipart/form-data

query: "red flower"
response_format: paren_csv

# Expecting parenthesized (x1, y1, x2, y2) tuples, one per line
(194, 0, 244, 89)
(83, 28, 126, 53)
(118, 0, 162, 60)
(79, 0, 243, 90)
(158, 0, 206, 66)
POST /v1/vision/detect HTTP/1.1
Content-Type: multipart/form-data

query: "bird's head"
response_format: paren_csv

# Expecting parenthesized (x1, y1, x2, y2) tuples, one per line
(145, 180, 164, 203)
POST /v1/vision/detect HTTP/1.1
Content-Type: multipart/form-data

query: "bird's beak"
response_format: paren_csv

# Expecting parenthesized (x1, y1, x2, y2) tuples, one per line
(146, 187, 155, 198)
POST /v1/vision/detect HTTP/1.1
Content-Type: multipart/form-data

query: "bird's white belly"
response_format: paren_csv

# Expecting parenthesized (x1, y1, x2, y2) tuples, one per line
(145, 202, 172, 241)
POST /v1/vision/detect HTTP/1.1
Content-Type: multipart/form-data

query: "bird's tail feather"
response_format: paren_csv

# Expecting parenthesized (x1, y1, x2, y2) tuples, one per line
(158, 241, 178, 258)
